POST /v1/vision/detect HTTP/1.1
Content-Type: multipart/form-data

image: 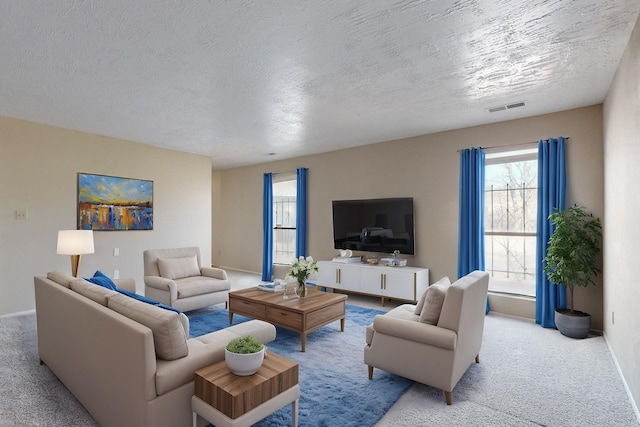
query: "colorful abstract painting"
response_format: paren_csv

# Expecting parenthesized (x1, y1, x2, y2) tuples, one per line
(78, 173, 153, 231)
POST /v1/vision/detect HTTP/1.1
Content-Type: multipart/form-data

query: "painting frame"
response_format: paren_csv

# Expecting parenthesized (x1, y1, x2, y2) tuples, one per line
(77, 172, 153, 231)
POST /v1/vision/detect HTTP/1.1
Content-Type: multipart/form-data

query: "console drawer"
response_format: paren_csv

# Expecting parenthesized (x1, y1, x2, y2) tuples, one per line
(267, 307, 303, 330)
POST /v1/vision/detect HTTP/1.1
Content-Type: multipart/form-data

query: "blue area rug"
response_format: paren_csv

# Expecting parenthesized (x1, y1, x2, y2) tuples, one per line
(189, 304, 413, 427)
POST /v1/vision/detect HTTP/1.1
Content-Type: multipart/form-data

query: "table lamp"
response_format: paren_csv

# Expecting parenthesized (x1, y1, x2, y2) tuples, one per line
(57, 230, 95, 277)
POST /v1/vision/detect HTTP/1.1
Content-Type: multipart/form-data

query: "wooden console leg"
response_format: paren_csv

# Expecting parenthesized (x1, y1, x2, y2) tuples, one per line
(444, 391, 453, 405)
(368, 366, 373, 380)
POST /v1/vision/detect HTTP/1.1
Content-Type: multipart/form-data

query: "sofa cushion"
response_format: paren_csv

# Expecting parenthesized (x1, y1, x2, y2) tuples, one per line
(116, 288, 182, 314)
(46, 271, 76, 288)
(157, 256, 200, 280)
(70, 279, 118, 306)
(414, 276, 450, 315)
(175, 276, 231, 298)
(85, 270, 117, 290)
(418, 283, 448, 325)
(107, 293, 189, 361)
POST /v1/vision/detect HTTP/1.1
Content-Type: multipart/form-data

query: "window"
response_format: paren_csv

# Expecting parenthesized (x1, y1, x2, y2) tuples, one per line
(484, 147, 538, 297)
(273, 177, 297, 265)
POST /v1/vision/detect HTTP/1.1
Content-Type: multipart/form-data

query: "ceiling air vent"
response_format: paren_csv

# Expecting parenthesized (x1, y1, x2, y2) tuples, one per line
(488, 101, 526, 113)
(507, 102, 525, 109)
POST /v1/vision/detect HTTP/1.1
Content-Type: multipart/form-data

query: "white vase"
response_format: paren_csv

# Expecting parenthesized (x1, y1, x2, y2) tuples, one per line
(224, 347, 265, 376)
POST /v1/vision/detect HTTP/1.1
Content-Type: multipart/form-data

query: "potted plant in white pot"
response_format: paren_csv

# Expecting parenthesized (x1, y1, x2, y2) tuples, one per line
(543, 203, 602, 338)
(225, 336, 265, 376)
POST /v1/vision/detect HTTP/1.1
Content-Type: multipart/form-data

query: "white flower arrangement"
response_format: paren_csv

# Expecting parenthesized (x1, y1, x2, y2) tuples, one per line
(288, 256, 319, 283)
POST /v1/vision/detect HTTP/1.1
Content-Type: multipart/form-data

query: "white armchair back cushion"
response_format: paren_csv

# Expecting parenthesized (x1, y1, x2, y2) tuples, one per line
(144, 247, 202, 277)
(418, 283, 448, 325)
(157, 256, 200, 280)
(415, 276, 450, 314)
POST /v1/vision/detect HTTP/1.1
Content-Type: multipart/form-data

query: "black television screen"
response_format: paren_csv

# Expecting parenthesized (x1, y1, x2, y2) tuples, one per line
(332, 197, 415, 255)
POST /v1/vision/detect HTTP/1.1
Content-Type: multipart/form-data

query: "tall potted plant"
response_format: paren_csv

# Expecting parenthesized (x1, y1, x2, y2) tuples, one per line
(543, 203, 602, 338)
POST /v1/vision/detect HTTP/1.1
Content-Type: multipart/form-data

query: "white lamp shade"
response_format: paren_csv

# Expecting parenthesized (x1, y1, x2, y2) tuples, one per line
(57, 230, 95, 255)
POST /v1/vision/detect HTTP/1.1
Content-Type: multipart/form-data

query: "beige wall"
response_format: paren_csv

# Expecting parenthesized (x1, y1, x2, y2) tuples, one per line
(213, 105, 605, 330)
(603, 14, 640, 413)
(0, 116, 212, 316)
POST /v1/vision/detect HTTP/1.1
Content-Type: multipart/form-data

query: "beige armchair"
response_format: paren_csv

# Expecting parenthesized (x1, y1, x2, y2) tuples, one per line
(364, 270, 489, 405)
(143, 247, 231, 312)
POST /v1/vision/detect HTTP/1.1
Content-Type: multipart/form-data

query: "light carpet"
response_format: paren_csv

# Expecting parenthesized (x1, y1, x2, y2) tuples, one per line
(189, 304, 413, 427)
(377, 313, 639, 426)
(1, 309, 638, 426)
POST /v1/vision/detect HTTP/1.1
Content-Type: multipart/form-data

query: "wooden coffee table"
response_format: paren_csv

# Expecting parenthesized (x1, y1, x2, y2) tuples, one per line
(228, 287, 347, 352)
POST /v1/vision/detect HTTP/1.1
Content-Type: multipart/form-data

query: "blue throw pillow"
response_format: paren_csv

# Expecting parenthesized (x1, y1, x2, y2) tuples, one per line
(116, 288, 182, 314)
(85, 270, 117, 290)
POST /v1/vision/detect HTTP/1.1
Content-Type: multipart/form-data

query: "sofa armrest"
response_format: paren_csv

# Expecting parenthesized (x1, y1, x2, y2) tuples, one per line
(114, 278, 136, 293)
(200, 267, 228, 280)
(372, 315, 457, 350)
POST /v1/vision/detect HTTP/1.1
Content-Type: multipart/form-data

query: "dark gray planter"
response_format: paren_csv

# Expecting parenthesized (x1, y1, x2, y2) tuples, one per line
(555, 309, 591, 339)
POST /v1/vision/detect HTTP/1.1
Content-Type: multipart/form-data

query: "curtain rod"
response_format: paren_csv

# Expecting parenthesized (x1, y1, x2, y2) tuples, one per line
(457, 137, 570, 153)
(268, 167, 308, 176)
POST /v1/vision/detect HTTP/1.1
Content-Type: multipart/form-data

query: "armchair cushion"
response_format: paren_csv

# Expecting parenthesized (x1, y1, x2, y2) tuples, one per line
(418, 283, 448, 325)
(157, 256, 200, 280)
(415, 276, 450, 314)
(174, 276, 230, 298)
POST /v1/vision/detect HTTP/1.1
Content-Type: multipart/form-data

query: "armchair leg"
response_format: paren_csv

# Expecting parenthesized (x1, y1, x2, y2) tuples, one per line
(368, 366, 373, 380)
(444, 391, 452, 405)
(475, 354, 480, 364)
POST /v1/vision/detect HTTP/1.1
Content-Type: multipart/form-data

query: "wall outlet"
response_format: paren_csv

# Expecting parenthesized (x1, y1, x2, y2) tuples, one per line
(113, 270, 120, 279)
(15, 209, 28, 220)
(113, 248, 120, 256)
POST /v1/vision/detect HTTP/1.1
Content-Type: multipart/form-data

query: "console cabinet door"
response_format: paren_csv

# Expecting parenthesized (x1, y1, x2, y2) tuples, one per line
(318, 261, 360, 291)
(359, 267, 388, 296)
(360, 267, 428, 302)
(384, 269, 421, 301)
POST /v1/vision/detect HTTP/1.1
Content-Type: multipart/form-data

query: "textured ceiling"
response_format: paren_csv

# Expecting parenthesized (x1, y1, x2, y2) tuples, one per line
(1, 1, 639, 169)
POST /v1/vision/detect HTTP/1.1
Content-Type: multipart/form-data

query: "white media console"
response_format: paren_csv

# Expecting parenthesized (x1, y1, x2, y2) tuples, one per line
(317, 260, 429, 306)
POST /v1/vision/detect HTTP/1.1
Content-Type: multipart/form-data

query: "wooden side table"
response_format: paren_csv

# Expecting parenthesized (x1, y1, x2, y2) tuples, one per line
(193, 352, 299, 427)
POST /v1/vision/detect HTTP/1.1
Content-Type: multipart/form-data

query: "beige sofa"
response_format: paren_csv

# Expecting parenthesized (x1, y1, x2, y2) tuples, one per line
(364, 270, 489, 404)
(34, 272, 276, 427)
(144, 247, 230, 312)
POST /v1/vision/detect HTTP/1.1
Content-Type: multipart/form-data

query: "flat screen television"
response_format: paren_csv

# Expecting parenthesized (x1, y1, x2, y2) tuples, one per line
(332, 197, 415, 255)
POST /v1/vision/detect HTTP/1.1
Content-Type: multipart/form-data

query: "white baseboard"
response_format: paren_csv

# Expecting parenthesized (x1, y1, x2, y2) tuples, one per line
(604, 332, 640, 424)
(0, 309, 35, 319)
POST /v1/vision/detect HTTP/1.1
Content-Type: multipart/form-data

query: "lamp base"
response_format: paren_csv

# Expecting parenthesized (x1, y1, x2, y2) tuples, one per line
(70, 255, 82, 277)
